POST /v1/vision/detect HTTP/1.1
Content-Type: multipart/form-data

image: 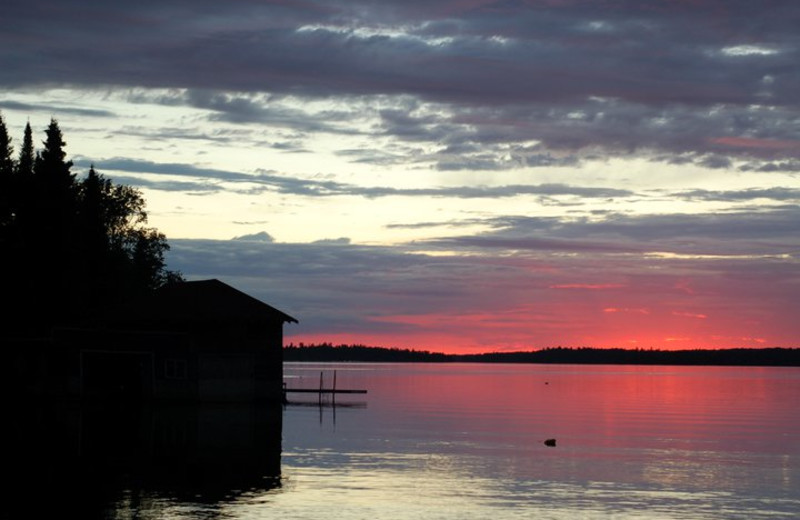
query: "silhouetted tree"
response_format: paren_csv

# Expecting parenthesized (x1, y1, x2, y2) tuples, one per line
(11, 121, 36, 244)
(17, 122, 35, 178)
(35, 118, 74, 182)
(28, 119, 79, 316)
(76, 164, 181, 305)
(0, 115, 12, 174)
(283, 344, 800, 366)
(77, 165, 108, 259)
(2, 118, 183, 335)
(4, 120, 48, 328)
(0, 113, 13, 227)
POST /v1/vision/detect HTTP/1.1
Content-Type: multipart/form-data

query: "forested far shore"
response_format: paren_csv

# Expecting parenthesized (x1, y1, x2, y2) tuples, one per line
(283, 344, 800, 366)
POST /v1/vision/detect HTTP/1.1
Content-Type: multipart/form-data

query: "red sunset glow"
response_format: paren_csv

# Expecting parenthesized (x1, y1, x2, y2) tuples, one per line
(288, 299, 787, 354)
(283, 242, 798, 354)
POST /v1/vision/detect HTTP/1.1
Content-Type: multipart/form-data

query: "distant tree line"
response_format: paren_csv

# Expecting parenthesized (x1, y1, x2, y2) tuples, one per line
(0, 114, 183, 335)
(285, 342, 451, 362)
(284, 343, 800, 366)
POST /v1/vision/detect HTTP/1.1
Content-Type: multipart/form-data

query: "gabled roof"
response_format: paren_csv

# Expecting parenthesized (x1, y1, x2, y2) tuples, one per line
(151, 279, 298, 324)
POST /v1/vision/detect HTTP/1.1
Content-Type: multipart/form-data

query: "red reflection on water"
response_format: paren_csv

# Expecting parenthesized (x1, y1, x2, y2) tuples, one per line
(365, 364, 800, 454)
(286, 363, 800, 492)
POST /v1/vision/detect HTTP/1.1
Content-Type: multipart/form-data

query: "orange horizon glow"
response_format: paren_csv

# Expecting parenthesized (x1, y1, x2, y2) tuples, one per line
(285, 294, 794, 354)
(280, 252, 799, 355)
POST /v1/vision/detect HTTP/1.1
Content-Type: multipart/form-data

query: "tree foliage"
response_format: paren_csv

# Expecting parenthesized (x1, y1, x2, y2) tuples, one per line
(0, 114, 13, 224)
(0, 115, 183, 334)
(17, 122, 35, 178)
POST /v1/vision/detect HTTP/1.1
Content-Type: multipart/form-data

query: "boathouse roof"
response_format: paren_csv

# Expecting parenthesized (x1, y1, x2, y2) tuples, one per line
(147, 279, 298, 324)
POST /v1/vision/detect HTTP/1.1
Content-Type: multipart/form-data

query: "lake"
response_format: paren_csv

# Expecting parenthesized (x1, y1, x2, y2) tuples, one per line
(11, 363, 800, 519)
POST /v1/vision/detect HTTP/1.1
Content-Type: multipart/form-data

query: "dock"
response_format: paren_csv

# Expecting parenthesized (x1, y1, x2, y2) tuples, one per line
(285, 388, 368, 394)
(283, 370, 367, 404)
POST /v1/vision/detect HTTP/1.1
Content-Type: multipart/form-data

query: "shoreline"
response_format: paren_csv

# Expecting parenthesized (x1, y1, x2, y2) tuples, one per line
(284, 345, 800, 367)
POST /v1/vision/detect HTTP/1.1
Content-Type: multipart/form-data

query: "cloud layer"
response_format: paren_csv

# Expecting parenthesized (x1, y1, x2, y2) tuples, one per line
(3, 0, 799, 168)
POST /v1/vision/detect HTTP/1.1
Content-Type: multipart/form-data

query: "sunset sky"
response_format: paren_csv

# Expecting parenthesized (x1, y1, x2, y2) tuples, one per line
(2, 0, 798, 353)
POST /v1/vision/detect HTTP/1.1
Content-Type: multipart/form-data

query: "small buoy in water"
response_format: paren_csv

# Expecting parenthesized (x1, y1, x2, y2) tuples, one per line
(544, 438, 557, 447)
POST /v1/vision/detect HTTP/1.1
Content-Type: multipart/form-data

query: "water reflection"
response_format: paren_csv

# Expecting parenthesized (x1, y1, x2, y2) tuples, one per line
(279, 363, 799, 519)
(10, 365, 799, 519)
(9, 401, 282, 519)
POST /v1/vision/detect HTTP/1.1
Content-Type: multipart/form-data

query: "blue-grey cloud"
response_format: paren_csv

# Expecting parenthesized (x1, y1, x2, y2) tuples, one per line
(675, 187, 800, 202)
(0, 100, 115, 118)
(429, 207, 800, 257)
(233, 231, 275, 243)
(2, 0, 798, 166)
(74, 156, 636, 200)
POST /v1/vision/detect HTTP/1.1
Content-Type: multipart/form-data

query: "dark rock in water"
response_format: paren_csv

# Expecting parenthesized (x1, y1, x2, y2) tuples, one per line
(544, 438, 557, 447)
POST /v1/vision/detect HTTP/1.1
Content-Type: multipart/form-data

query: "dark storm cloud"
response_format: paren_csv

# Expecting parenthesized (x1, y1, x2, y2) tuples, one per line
(2, 0, 798, 163)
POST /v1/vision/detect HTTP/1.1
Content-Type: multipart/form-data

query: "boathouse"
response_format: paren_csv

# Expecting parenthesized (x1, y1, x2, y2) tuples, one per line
(12, 279, 298, 403)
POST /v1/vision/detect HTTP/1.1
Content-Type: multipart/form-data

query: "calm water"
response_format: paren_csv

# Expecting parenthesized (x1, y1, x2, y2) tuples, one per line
(12, 363, 800, 519)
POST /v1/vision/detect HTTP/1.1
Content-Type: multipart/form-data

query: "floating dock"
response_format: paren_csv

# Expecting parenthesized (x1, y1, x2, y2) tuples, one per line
(285, 388, 367, 394)
(283, 371, 367, 404)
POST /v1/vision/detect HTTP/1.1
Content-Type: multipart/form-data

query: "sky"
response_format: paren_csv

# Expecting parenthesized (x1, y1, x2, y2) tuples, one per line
(1, 0, 798, 353)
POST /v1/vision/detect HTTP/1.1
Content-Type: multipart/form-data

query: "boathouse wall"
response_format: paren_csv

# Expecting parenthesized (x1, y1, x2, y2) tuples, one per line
(10, 279, 296, 404)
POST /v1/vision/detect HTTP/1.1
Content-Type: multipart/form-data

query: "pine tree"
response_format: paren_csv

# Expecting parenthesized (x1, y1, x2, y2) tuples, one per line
(34, 119, 76, 233)
(23, 119, 75, 321)
(79, 165, 108, 250)
(0, 113, 14, 227)
(16, 121, 34, 178)
(11, 122, 36, 236)
(0, 113, 12, 177)
(5, 122, 39, 330)
(35, 118, 74, 185)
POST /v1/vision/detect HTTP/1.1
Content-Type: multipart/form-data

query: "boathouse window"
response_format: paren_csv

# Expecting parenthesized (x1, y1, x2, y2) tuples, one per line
(164, 358, 188, 380)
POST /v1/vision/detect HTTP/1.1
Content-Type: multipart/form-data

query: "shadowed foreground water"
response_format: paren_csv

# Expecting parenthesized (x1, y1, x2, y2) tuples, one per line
(10, 363, 800, 519)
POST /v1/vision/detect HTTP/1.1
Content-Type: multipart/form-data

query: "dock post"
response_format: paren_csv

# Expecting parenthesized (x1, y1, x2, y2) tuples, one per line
(333, 370, 337, 405)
